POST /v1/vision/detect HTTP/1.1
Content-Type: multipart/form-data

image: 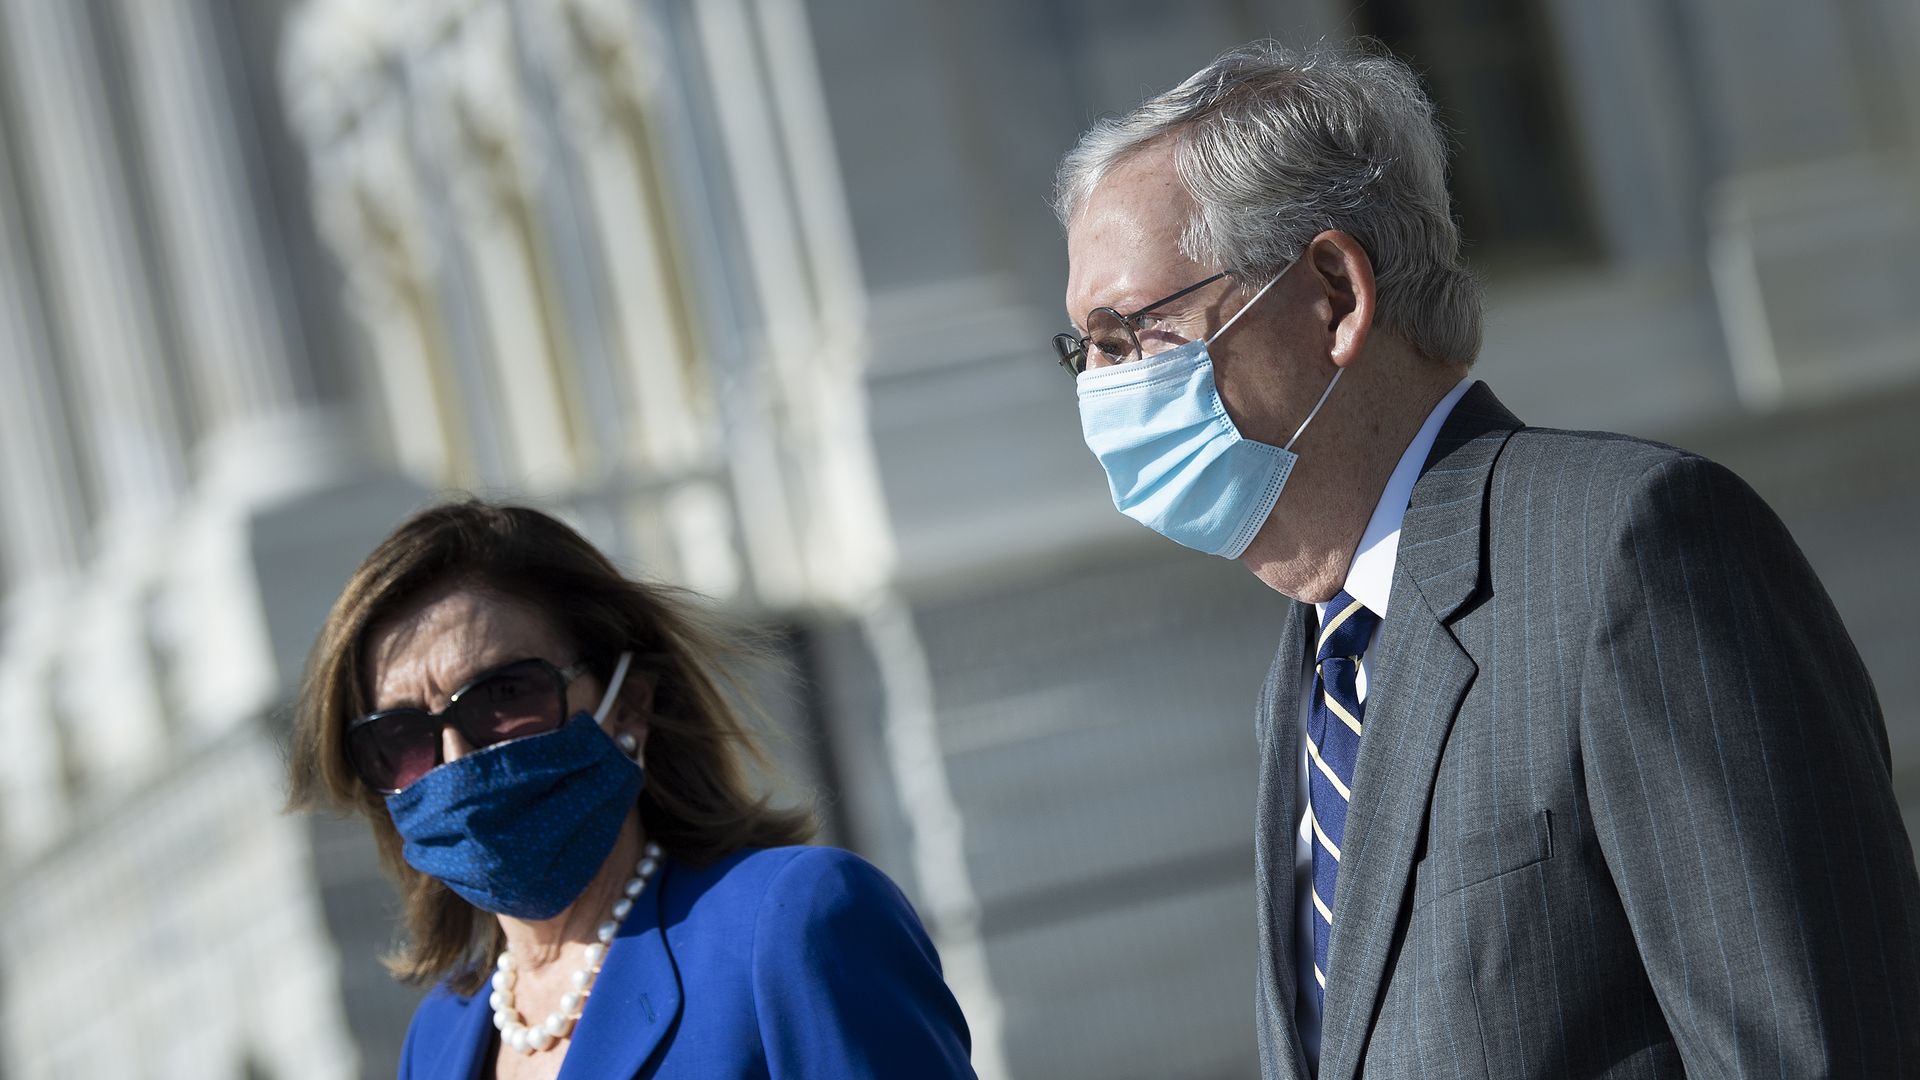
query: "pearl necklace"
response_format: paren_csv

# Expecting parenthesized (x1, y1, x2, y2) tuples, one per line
(488, 840, 664, 1054)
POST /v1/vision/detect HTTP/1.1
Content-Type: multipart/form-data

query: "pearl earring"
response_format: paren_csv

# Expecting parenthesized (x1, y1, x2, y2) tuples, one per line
(616, 732, 642, 764)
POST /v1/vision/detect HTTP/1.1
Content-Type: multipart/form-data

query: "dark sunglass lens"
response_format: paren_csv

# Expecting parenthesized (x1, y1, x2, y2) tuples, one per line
(453, 663, 566, 748)
(352, 711, 442, 792)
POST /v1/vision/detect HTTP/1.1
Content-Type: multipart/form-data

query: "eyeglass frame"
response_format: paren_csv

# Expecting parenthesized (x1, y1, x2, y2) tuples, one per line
(346, 656, 592, 794)
(1052, 271, 1229, 375)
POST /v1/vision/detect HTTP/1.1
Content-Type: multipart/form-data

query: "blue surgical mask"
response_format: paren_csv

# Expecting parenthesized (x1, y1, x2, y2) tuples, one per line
(386, 653, 645, 919)
(1075, 265, 1343, 558)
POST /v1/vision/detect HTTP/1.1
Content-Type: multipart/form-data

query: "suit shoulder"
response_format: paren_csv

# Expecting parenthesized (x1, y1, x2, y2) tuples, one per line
(662, 844, 805, 912)
(670, 845, 901, 921)
(1496, 427, 1772, 526)
(1502, 425, 1696, 478)
(759, 845, 905, 914)
(747, 846, 926, 958)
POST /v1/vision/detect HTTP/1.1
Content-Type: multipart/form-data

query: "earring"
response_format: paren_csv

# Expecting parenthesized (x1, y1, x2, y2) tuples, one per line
(616, 732, 643, 766)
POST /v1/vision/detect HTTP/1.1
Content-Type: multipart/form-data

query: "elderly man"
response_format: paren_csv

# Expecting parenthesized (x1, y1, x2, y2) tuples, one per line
(1053, 41, 1920, 1079)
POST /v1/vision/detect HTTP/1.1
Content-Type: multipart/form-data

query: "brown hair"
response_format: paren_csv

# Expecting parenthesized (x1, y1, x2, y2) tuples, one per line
(286, 500, 814, 994)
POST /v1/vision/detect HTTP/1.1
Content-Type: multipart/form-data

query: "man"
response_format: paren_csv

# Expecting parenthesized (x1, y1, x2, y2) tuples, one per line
(1053, 41, 1920, 1079)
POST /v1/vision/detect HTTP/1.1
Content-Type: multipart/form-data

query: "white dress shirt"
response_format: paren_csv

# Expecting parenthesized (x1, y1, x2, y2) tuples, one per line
(1293, 377, 1471, 1067)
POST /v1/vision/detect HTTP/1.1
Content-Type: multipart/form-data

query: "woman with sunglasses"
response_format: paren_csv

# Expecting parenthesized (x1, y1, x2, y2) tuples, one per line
(287, 500, 974, 1079)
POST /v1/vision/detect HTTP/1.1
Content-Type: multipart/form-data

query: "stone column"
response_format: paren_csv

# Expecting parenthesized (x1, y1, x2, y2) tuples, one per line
(680, 0, 900, 608)
(523, 0, 709, 475)
(0, 130, 86, 592)
(113, 0, 371, 738)
(282, 8, 468, 487)
(748, 0, 896, 600)
(0, 0, 184, 785)
(0, 110, 85, 858)
(412, 1, 583, 488)
(516, 0, 746, 599)
(678, 0, 1009, 1072)
(0, 0, 187, 527)
(115, 0, 315, 454)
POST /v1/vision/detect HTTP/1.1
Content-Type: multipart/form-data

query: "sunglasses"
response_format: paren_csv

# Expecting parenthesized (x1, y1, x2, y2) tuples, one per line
(347, 657, 590, 794)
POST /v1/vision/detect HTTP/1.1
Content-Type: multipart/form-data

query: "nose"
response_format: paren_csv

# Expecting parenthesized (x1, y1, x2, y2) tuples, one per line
(441, 723, 476, 764)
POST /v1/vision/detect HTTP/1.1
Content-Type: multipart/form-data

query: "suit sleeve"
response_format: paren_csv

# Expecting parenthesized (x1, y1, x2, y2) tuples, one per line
(751, 847, 977, 1079)
(1582, 454, 1920, 1076)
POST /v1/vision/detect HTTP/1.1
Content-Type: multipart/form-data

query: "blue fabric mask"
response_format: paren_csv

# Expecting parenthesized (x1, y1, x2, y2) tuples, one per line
(386, 702, 644, 920)
(1075, 265, 1342, 558)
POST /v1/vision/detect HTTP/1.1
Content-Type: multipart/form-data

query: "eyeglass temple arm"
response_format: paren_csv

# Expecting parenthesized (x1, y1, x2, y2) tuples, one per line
(1126, 272, 1229, 319)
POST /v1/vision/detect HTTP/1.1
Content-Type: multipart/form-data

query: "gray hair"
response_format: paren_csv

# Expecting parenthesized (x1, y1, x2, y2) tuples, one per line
(1054, 41, 1482, 366)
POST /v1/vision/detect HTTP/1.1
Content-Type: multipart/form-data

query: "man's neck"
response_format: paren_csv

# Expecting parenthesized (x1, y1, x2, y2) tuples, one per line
(1240, 357, 1466, 604)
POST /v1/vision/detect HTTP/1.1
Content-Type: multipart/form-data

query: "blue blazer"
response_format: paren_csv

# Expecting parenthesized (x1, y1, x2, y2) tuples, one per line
(398, 845, 975, 1079)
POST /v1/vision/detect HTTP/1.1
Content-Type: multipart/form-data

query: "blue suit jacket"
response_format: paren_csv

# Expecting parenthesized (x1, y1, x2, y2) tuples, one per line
(398, 845, 976, 1079)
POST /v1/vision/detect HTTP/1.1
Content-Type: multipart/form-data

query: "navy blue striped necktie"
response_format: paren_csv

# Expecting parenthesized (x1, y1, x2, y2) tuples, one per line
(1307, 591, 1381, 1007)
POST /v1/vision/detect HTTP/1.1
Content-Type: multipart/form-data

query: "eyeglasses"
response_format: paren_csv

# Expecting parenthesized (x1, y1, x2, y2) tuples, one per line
(1052, 272, 1228, 375)
(347, 657, 590, 794)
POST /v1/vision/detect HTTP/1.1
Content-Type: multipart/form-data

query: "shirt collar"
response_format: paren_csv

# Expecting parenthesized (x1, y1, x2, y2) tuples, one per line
(1317, 377, 1474, 622)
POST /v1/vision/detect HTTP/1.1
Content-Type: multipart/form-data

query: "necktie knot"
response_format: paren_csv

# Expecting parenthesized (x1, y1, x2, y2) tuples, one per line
(1317, 592, 1380, 666)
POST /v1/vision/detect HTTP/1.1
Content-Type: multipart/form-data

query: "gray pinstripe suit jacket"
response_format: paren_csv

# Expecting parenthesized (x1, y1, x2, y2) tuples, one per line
(1254, 383, 1920, 1079)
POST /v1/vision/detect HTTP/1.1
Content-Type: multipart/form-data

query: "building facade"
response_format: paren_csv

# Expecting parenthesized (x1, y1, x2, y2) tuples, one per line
(0, 0, 1915, 1077)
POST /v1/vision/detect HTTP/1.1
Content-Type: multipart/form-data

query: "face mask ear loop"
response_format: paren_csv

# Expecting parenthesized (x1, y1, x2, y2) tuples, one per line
(594, 651, 634, 726)
(1206, 264, 1290, 346)
(1284, 367, 1345, 452)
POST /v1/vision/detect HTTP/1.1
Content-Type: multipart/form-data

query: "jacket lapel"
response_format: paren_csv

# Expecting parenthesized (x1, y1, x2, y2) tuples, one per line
(1314, 382, 1521, 1080)
(556, 861, 685, 1080)
(1254, 600, 1313, 1080)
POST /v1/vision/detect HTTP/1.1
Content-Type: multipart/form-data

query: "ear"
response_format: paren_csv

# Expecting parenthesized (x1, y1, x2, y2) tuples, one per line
(624, 670, 658, 717)
(1305, 230, 1376, 369)
(609, 671, 657, 744)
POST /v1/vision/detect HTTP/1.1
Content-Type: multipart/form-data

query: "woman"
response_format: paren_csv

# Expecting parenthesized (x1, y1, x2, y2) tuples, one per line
(288, 500, 975, 1079)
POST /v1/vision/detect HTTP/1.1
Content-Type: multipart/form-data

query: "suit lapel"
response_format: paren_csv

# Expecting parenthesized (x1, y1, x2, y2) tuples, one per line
(1314, 382, 1521, 1080)
(1254, 600, 1313, 1080)
(556, 861, 685, 1080)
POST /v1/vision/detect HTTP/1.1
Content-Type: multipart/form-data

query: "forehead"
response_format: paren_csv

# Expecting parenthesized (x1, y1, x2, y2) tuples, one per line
(362, 583, 568, 707)
(1064, 141, 1206, 316)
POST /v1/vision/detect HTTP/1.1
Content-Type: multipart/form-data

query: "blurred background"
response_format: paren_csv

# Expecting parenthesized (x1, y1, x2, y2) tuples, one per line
(0, 0, 1916, 1077)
